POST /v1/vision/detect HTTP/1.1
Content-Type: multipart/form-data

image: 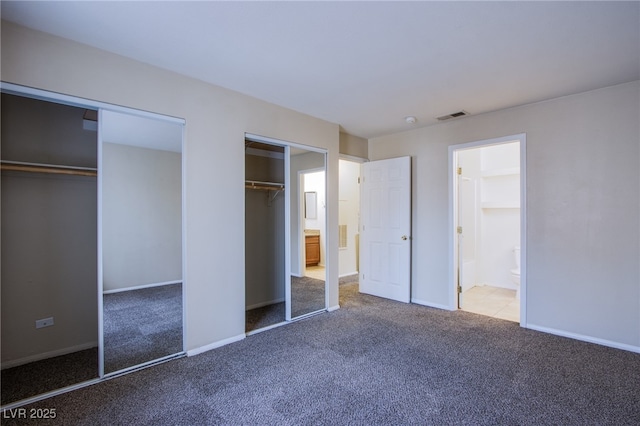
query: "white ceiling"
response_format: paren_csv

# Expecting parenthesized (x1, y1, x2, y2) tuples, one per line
(2, 1, 638, 139)
(101, 110, 183, 153)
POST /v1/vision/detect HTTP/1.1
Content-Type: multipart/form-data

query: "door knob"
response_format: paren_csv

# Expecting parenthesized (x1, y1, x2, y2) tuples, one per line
(401, 235, 408, 240)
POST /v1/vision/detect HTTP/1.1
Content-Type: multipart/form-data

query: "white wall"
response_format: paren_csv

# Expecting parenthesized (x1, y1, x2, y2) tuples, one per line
(1, 21, 340, 352)
(478, 142, 520, 289)
(338, 159, 361, 276)
(339, 132, 368, 159)
(102, 142, 182, 292)
(370, 81, 640, 350)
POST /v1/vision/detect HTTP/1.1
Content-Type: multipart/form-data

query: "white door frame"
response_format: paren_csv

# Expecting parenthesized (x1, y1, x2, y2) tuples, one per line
(448, 134, 527, 327)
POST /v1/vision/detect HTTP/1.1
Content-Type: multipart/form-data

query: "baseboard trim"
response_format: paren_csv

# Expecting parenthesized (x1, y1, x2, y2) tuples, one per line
(103, 280, 181, 295)
(526, 323, 640, 354)
(245, 298, 285, 311)
(327, 305, 340, 312)
(411, 298, 455, 311)
(2, 341, 98, 370)
(186, 334, 246, 357)
(339, 272, 358, 278)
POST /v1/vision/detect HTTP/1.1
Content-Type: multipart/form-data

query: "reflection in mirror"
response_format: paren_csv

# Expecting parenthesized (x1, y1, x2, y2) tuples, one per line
(1, 93, 99, 405)
(100, 110, 183, 374)
(290, 150, 326, 319)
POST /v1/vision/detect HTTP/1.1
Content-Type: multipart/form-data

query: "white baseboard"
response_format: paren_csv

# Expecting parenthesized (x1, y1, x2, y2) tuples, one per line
(327, 305, 340, 312)
(2, 341, 98, 370)
(411, 298, 456, 311)
(339, 272, 358, 278)
(103, 280, 181, 295)
(526, 324, 640, 354)
(186, 333, 246, 357)
(245, 297, 285, 311)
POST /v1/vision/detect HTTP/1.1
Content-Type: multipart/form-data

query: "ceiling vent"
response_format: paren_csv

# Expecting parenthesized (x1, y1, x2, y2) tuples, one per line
(436, 111, 468, 121)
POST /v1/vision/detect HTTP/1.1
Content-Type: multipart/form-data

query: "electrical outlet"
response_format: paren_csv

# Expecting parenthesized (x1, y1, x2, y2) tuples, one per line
(35, 317, 54, 329)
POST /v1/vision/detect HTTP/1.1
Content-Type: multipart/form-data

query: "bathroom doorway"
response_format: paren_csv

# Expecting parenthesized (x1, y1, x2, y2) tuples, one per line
(451, 135, 526, 324)
(299, 169, 326, 282)
(338, 158, 361, 280)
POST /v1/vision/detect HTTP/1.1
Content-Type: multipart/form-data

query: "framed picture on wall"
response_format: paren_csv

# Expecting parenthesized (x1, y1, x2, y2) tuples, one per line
(305, 191, 317, 219)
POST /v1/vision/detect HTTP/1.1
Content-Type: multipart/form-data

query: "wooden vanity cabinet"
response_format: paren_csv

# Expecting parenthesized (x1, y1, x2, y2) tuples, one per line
(305, 235, 320, 266)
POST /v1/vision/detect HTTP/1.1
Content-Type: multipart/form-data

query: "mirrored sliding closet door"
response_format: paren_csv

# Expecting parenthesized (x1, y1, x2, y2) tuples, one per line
(99, 110, 184, 375)
(289, 148, 327, 320)
(244, 137, 327, 333)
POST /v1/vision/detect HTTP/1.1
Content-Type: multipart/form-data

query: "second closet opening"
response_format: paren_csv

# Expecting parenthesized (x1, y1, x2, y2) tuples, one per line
(244, 136, 327, 334)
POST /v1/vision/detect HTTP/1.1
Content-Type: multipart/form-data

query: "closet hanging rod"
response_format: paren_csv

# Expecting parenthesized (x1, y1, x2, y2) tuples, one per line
(1, 160, 98, 177)
(245, 180, 285, 191)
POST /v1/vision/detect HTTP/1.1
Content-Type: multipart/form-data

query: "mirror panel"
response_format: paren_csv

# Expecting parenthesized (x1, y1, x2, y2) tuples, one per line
(290, 149, 326, 319)
(100, 110, 183, 374)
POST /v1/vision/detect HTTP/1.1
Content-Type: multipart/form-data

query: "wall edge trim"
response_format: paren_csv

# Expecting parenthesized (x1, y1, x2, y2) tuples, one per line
(411, 298, 456, 311)
(186, 334, 246, 357)
(526, 323, 640, 354)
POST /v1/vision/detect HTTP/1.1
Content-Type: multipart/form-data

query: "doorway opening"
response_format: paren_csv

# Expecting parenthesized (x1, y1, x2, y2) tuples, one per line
(300, 169, 326, 281)
(338, 158, 362, 279)
(451, 135, 526, 324)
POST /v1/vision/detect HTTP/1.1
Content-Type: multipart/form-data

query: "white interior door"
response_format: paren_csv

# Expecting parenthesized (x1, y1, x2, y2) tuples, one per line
(360, 156, 411, 303)
(457, 172, 472, 307)
(457, 170, 464, 309)
(456, 159, 478, 308)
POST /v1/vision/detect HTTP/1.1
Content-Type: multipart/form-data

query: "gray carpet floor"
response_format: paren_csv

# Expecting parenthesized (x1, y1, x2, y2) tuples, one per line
(245, 274, 340, 332)
(0, 348, 98, 406)
(3, 280, 639, 425)
(103, 283, 183, 373)
(1, 284, 184, 405)
(245, 301, 285, 332)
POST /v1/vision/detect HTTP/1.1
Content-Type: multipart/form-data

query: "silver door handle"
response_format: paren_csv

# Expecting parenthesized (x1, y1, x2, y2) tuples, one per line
(401, 235, 408, 240)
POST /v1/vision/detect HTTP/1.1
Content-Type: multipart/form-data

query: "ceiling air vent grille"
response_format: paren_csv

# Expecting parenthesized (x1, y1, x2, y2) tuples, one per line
(437, 111, 468, 121)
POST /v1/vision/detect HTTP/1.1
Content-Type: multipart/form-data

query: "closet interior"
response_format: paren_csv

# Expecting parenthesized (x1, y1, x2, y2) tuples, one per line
(1, 90, 185, 408)
(1, 94, 99, 404)
(245, 141, 286, 332)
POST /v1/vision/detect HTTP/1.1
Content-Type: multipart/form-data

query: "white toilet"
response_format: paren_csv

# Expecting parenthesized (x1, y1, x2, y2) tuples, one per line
(510, 246, 521, 298)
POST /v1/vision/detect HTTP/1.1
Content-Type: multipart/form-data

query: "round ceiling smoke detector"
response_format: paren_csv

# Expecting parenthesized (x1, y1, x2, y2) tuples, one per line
(405, 116, 417, 124)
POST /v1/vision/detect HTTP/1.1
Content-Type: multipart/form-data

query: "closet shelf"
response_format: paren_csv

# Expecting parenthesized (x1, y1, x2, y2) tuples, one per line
(245, 180, 285, 191)
(1, 161, 97, 177)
